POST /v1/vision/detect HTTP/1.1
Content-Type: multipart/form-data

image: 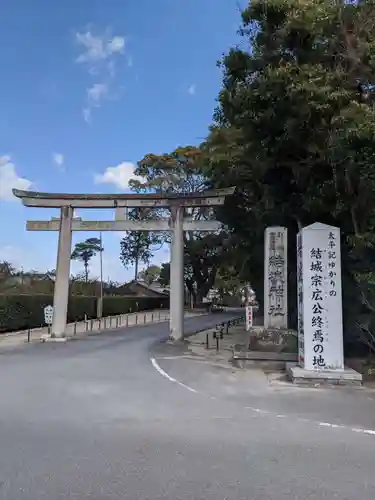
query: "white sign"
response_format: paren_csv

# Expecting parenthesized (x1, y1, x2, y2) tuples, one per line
(298, 223, 344, 371)
(44, 305, 54, 325)
(264, 227, 288, 329)
(245, 306, 253, 331)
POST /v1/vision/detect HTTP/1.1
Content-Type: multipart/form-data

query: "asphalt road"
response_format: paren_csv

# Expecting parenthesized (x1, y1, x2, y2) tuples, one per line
(1, 313, 375, 499)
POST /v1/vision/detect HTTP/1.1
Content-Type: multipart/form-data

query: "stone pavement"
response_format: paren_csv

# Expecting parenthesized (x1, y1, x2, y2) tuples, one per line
(185, 323, 260, 367)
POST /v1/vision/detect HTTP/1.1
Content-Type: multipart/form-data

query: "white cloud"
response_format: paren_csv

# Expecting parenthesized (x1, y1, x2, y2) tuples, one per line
(108, 36, 125, 53)
(94, 162, 143, 189)
(76, 31, 125, 66)
(52, 152, 64, 169)
(187, 84, 196, 96)
(0, 156, 32, 201)
(82, 107, 91, 124)
(75, 28, 129, 124)
(87, 83, 108, 105)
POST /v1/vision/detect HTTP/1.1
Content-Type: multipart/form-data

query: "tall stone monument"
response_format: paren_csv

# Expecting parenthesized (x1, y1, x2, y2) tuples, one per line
(264, 227, 288, 329)
(290, 222, 362, 385)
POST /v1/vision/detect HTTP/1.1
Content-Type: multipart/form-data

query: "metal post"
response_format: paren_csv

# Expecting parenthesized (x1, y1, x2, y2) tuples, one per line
(51, 206, 73, 338)
(97, 231, 104, 318)
(169, 204, 184, 340)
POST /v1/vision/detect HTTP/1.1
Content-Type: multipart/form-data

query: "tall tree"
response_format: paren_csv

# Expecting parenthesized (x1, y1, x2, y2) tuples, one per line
(203, 0, 375, 346)
(138, 264, 161, 285)
(120, 232, 159, 280)
(0, 261, 15, 279)
(71, 237, 103, 282)
(131, 146, 227, 302)
(158, 262, 170, 287)
(119, 207, 162, 280)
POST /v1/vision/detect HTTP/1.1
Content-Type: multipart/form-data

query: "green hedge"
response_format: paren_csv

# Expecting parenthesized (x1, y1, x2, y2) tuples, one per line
(0, 294, 169, 333)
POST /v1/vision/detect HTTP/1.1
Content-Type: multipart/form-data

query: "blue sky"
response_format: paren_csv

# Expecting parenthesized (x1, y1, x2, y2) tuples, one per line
(0, 0, 244, 282)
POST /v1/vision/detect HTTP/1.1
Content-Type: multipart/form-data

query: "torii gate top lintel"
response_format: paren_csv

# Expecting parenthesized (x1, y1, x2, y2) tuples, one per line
(12, 187, 235, 209)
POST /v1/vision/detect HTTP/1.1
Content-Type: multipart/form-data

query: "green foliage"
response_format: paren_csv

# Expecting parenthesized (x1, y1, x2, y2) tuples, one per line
(71, 237, 103, 282)
(119, 207, 163, 279)
(138, 265, 161, 285)
(131, 146, 208, 196)
(158, 262, 170, 287)
(0, 261, 15, 279)
(184, 233, 232, 302)
(131, 146, 228, 302)
(101, 296, 168, 316)
(203, 0, 375, 348)
(120, 231, 160, 280)
(0, 294, 169, 333)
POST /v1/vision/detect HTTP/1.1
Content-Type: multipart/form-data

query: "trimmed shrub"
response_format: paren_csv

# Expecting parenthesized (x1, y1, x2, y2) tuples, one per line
(68, 296, 96, 321)
(102, 296, 168, 316)
(0, 294, 169, 333)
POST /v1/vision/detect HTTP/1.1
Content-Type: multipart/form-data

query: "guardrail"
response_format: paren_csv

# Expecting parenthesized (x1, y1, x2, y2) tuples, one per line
(205, 316, 245, 352)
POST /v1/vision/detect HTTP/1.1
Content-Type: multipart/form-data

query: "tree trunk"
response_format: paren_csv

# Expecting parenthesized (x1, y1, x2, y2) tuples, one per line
(134, 257, 139, 281)
(84, 262, 89, 283)
(345, 168, 360, 236)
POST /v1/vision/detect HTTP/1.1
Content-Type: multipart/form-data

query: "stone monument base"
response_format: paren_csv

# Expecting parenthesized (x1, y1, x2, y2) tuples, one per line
(40, 334, 67, 343)
(286, 363, 362, 387)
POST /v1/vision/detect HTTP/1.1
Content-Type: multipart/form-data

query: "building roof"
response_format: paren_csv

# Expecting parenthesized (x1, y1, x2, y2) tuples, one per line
(117, 280, 169, 297)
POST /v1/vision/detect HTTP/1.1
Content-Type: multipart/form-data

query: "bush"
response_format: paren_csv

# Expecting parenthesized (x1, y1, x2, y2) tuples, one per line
(0, 294, 169, 333)
(102, 296, 168, 316)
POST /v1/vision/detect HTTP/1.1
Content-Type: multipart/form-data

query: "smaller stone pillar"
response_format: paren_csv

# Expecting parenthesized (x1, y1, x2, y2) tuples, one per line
(264, 226, 288, 329)
(169, 205, 184, 340)
(51, 206, 73, 337)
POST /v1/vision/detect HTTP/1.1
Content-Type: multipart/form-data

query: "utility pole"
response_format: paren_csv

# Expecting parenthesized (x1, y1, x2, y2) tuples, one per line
(97, 231, 104, 318)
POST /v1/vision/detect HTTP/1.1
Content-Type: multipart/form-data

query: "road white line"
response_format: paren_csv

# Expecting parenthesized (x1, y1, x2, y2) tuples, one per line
(150, 358, 375, 438)
(150, 357, 198, 393)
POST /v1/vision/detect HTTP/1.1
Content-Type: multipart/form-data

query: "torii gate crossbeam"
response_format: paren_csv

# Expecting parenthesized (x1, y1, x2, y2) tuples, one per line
(13, 188, 234, 341)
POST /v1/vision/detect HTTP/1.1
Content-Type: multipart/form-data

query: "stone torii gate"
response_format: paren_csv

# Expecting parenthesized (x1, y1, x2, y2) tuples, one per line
(13, 187, 234, 341)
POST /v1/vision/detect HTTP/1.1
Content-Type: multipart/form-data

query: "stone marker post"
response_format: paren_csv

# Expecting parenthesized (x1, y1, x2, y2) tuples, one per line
(264, 227, 288, 329)
(297, 223, 344, 370)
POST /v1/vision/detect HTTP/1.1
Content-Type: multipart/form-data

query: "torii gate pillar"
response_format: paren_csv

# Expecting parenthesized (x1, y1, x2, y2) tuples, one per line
(52, 206, 74, 337)
(169, 204, 184, 341)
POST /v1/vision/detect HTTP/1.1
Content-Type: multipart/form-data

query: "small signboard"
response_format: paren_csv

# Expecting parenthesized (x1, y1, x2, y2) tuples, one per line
(44, 305, 54, 325)
(245, 305, 253, 331)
